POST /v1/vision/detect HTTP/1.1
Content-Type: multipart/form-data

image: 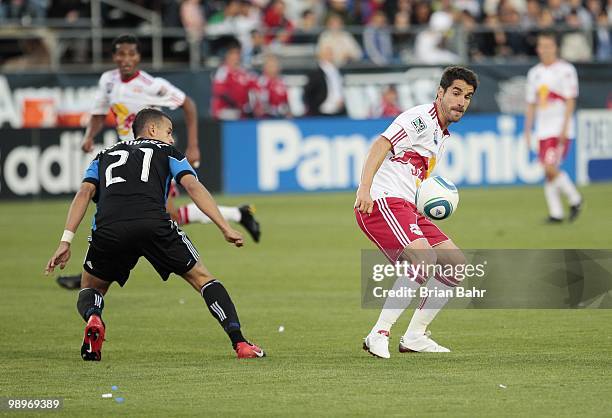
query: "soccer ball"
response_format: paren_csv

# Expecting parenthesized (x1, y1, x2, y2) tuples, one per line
(415, 176, 459, 220)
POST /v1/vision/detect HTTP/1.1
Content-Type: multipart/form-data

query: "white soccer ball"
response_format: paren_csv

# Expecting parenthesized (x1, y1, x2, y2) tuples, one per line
(415, 176, 459, 220)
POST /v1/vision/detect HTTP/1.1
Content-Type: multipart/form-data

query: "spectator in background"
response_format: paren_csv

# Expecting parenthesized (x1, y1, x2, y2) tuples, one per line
(379, 85, 402, 117)
(412, 1, 432, 26)
(414, 10, 460, 64)
(325, 0, 355, 25)
(293, 8, 319, 44)
(180, 0, 206, 45)
(594, 10, 612, 60)
(393, 10, 413, 61)
(363, 10, 393, 65)
(317, 13, 363, 66)
(522, 0, 542, 29)
(569, 0, 594, 27)
(303, 45, 345, 116)
(561, 10, 593, 61)
(211, 40, 259, 119)
(499, 2, 530, 57)
(256, 54, 291, 118)
(547, 0, 571, 23)
(263, 0, 294, 45)
(207, 0, 258, 59)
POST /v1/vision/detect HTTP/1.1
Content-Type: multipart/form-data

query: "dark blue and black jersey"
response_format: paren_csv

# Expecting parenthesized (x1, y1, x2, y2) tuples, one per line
(83, 138, 196, 229)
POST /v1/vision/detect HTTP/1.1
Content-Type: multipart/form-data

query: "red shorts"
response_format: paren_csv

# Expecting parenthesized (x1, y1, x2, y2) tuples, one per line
(355, 197, 449, 262)
(538, 137, 571, 166)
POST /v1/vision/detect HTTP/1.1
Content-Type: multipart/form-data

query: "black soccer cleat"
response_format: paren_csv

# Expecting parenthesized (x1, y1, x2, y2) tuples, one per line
(238, 205, 261, 243)
(545, 216, 563, 224)
(56, 274, 82, 290)
(569, 200, 583, 222)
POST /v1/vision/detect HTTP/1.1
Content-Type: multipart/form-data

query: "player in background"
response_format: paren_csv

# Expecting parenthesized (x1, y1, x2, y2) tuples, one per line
(45, 109, 265, 360)
(256, 54, 291, 118)
(211, 39, 259, 120)
(355, 66, 478, 358)
(524, 31, 582, 223)
(57, 34, 261, 290)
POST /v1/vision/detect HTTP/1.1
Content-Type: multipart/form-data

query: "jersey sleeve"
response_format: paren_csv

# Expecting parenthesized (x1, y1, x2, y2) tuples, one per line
(91, 73, 111, 115)
(83, 154, 100, 186)
(525, 69, 537, 104)
(380, 113, 429, 154)
(148, 77, 187, 110)
(561, 65, 578, 99)
(168, 148, 197, 183)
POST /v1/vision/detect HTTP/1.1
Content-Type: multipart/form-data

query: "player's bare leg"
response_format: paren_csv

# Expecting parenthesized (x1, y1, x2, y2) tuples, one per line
(182, 261, 265, 359)
(77, 271, 111, 361)
(400, 240, 465, 353)
(363, 238, 434, 359)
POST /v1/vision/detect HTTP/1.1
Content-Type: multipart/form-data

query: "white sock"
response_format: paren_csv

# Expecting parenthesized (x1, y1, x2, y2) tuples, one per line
(181, 204, 241, 225)
(404, 275, 456, 337)
(371, 274, 423, 334)
(544, 179, 564, 219)
(555, 171, 581, 206)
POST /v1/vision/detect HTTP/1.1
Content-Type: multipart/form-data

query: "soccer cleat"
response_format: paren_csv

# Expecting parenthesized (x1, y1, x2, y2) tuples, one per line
(81, 315, 105, 361)
(399, 332, 450, 353)
(569, 200, 583, 222)
(238, 205, 261, 243)
(363, 330, 391, 359)
(545, 216, 563, 224)
(235, 342, 266, 359)
(56, 274, 81, 290)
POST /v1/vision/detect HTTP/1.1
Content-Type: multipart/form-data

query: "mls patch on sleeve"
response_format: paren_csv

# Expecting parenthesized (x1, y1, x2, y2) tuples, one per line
(411, 116, 427, 134)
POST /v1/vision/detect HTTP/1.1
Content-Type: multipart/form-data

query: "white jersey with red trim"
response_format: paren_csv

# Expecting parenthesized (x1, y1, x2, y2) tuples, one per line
(91, 70, 186, 141)
(526, 60, 578, 140)
(369, 103, 451, 203)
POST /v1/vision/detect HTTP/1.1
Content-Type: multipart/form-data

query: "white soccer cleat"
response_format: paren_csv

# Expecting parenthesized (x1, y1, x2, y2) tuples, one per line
(399, 331, 451, 353)
(363, 330, 391, 359)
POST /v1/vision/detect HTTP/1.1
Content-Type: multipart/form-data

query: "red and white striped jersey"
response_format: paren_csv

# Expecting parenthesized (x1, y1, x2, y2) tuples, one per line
(526, 60, 578, 140)
(91, 70, 186, 141)
(370, 103, 450, 203)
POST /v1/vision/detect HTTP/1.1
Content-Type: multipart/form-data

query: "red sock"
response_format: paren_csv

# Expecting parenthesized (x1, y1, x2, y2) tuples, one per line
(177, 206, 190, 225)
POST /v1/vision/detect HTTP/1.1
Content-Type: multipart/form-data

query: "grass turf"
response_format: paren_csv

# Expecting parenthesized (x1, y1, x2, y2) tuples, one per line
(1, 183, 611, 417)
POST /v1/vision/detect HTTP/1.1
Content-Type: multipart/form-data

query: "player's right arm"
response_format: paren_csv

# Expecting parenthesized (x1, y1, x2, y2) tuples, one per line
(524, 68, 537, 149)
(355, 136, 392, 214)
(180, 175, 244, 247)
(44, 182, 97, 275)
(82, 72, 112, 152)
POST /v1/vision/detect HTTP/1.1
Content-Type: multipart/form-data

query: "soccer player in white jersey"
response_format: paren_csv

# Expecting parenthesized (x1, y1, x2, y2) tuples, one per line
(524, 31, 582, 223)
(354, 66, 478, 358)
(56, 34, 260, 290)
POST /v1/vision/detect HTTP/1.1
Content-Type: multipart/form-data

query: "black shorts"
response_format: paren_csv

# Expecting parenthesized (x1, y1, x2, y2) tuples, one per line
(83, 219, 199, 286)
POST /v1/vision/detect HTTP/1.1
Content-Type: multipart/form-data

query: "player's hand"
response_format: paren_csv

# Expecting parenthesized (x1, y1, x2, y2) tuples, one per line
(223, 228, 244, 248)
(81, 137, 94, 153)
(186, 145, 201, 169)
(355, 187, 374, 214)
(44, 242, 71, 275)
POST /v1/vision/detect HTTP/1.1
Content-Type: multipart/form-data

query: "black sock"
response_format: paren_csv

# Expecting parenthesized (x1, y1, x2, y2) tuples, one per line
(200, 280, 246, 348)
(77, 288, 104, 322)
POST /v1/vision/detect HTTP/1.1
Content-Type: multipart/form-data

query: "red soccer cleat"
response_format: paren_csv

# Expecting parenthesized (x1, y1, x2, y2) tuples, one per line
(81, 315, 105, 361)
(235, 342, 265, 359)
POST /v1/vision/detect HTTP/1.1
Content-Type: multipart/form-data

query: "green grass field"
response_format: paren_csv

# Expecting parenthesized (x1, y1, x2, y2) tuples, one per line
(1, 184, 612, 417)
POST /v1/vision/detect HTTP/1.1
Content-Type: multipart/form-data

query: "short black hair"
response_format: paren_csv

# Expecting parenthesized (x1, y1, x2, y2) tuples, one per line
(537, 29, 559, 45)
(112, 34, 140, 53)
(439, 66, 479, 92)
(132, 108, 171, 138)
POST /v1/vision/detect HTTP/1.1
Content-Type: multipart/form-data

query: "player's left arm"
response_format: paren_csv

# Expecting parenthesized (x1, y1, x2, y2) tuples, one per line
(560, 66, 579, 144)
(44, 182, 97, 275)
(559, 98, 576, 144)
(181, 96, 200, 167)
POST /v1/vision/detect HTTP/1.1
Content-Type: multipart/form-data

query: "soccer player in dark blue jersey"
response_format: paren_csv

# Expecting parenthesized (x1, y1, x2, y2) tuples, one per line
(45, 108, 265, 360)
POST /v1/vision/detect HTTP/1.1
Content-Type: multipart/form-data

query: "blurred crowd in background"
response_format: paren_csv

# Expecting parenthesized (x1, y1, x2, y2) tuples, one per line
(1, 0, 611, 68)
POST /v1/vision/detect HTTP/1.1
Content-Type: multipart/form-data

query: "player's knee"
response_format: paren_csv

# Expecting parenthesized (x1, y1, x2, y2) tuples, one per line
(182, 262, 215, 289)
(544, 165, 558, 181)
(403, 245, 437, 268)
